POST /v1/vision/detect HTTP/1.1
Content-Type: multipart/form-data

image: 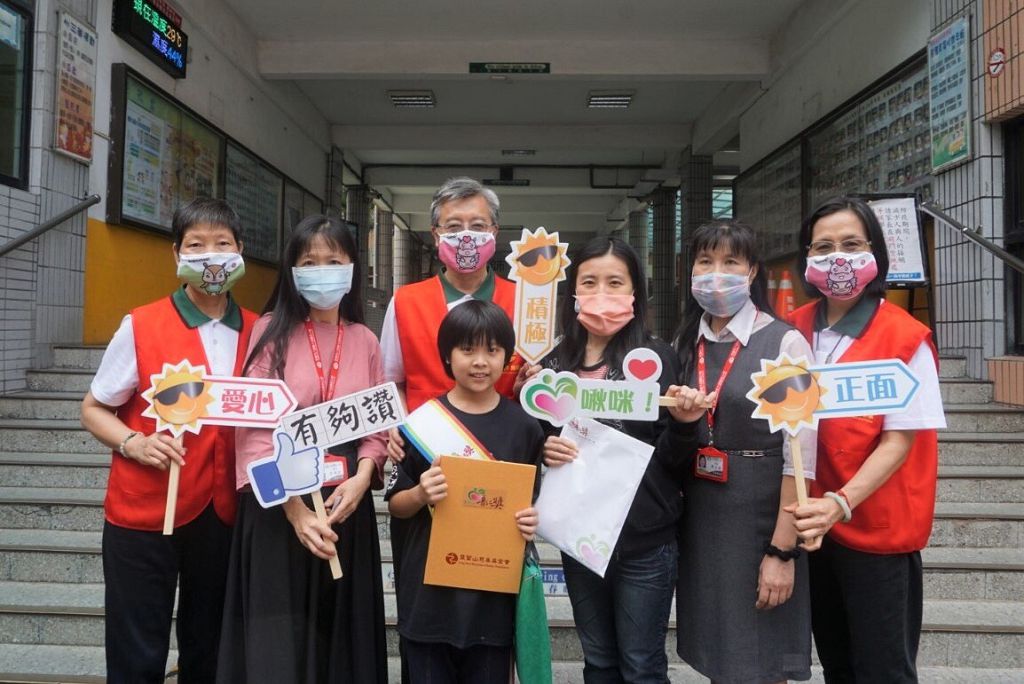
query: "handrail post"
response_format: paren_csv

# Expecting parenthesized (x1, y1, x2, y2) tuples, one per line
(920, 200, 1024, 277)
(0, 193, 101, 259)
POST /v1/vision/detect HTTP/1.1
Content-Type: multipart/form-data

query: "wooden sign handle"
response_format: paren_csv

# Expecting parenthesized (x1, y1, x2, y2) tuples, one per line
(789, 434, 809, 506)
(311, 490, 343, 580)
(163, 460, 181, 536)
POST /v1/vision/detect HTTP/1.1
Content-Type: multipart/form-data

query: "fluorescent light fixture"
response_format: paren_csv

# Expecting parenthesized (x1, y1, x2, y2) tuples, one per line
(501, 149, 536, 156)
(588, 90, 634, 108)
(388, 90, 436, 108)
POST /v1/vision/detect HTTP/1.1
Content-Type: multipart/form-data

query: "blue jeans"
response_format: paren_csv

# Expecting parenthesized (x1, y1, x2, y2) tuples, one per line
(562, 540, 677, 684)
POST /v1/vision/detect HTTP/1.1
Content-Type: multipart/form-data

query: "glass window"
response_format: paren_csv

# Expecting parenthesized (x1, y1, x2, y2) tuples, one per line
(0, 1, 31, 186)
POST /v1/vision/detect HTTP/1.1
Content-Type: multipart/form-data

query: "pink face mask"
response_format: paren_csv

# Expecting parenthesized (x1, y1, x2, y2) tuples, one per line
(438, 230, 496, 274)
(804, 252, 878, 300)
(575, 293, 635, 337)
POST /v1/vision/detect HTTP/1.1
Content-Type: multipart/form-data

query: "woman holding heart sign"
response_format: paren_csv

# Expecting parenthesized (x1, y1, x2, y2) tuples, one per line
(665, 219, 817, 684)
(523, 236, 705, 683)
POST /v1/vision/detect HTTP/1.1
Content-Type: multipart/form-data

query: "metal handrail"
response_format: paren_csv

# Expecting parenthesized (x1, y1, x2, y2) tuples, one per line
(0, 193, 101, 259)
(920, 200, 1024, 276)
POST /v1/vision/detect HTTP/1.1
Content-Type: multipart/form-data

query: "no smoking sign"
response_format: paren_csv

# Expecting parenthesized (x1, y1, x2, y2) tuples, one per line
(989, 47, 1006, 77)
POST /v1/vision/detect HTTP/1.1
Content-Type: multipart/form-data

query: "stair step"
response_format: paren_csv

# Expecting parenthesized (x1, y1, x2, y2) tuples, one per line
(938, 433, 1024, 466)
(937, 466, 1024, 503)
(50, 347, 105, 371)
(939, 377, 994, 404)
(943, 404, 1024, 433)
(0, 454, 110, 489)
(25, 369, 94, 393)
(0, 420, 106, 455)
(0, 393, 84, 421)
(939, 356, 967, 379)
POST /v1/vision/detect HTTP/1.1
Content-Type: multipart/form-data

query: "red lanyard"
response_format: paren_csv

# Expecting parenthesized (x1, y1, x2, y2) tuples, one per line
(304, 319, 344, 402)
(696, 338, 742, 440)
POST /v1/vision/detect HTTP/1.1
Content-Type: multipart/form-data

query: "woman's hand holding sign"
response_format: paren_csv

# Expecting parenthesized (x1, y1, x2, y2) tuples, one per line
(664, 385, 716, 424)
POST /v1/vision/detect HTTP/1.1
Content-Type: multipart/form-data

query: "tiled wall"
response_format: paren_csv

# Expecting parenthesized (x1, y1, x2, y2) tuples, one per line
(0, 0, 94, 392)
(982, 0, 1024, 121)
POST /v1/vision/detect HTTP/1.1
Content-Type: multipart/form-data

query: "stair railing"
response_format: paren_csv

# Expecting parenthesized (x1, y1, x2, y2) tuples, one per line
(0, 193, 101, 259)
(920, 200, 1024, 276)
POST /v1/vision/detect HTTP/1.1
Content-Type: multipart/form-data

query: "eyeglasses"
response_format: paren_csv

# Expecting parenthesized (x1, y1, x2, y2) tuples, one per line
(807, 238, 871, 256)
(435, 222, 496, 234)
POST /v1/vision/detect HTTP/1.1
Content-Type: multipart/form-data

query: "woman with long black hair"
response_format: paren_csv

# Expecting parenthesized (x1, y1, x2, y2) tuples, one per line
(217, 216, 388, 683)
(664, 219, 816, 683)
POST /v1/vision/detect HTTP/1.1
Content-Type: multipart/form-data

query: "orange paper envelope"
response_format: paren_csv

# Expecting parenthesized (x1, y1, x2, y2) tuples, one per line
(424, 455, 536, 594)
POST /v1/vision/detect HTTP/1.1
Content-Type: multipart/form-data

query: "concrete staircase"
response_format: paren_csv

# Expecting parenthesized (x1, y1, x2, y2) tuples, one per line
(0, 347, 1022, 683)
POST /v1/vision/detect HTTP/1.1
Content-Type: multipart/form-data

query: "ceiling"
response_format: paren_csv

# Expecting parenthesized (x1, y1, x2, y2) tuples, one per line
(222, 0, 807, 239)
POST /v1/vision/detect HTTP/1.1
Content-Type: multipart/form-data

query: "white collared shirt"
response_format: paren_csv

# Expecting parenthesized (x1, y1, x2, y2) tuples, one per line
(697, 299, 817, 479)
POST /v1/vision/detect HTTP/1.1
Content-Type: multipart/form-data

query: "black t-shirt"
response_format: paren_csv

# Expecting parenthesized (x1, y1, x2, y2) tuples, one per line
(384, 394, 544, 648)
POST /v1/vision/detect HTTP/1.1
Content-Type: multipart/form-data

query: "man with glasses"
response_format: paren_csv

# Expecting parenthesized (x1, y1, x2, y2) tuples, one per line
(380, 177, 522, 684)
(380, 176, 521, 412)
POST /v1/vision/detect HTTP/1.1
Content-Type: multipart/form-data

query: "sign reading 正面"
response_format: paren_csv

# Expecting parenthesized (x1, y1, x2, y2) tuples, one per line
(112, 0, 188, 78)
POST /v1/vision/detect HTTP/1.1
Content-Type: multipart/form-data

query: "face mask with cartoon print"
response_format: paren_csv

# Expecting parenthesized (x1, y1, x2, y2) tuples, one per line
(176, 252, 246, 295)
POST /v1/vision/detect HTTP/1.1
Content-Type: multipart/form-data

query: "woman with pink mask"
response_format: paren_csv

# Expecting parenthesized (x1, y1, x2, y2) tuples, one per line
(788, 196, 945, 683)
(527, 236, 702, 682)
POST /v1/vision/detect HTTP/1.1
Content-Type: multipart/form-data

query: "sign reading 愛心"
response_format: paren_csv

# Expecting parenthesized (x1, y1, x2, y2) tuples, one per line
(928, 17, 970, 171)
(112, 0, 188, 79)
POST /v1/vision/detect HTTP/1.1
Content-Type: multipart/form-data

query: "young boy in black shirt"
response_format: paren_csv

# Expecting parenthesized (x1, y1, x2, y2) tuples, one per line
(386, 300, 544, 683)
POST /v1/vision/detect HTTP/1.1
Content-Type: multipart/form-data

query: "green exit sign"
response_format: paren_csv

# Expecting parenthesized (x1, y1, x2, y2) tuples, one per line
(469, 62, 550, 74)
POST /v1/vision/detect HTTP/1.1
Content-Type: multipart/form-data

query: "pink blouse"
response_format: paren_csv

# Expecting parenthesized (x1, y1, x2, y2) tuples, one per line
(234, 315, 389, 490)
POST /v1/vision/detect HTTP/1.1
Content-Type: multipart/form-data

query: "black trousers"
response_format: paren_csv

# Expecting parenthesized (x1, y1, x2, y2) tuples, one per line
(809, 536, 923, 683)
(102, 504, 231, 684)
(402, 638, 512, 684)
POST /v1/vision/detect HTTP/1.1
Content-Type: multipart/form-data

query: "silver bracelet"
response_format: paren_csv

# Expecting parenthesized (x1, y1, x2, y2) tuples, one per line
(117, 431, 140, 456)
(824, 491, 853, 523)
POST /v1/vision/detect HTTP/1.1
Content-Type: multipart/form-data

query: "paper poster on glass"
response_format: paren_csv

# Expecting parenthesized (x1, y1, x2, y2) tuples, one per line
(929, 17, 971, 171)
(868, 196, 927, 285)
(54, 13, 97, 163)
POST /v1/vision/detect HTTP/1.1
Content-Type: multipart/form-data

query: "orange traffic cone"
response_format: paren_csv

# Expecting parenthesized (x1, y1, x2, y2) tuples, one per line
(775, 269, 795, 318)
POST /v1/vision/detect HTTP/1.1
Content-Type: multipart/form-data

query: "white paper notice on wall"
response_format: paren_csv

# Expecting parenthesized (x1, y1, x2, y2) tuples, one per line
(869, 196, 927, 285)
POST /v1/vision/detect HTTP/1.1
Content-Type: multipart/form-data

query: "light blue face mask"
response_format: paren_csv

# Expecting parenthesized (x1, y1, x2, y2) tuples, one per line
(292, 264, 354, 311)
(691, 272, 751, 318)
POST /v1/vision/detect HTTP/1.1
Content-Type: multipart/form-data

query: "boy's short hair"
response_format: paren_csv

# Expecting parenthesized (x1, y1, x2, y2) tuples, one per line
(171, 198, 243, 249)
(436, 300, 515, 379)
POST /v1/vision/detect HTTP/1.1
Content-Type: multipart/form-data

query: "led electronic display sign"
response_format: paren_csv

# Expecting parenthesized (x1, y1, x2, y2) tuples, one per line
(113, 0, 188, 79)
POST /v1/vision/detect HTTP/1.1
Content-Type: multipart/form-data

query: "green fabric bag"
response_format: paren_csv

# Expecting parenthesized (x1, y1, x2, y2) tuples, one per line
(515, 545, 552, 684)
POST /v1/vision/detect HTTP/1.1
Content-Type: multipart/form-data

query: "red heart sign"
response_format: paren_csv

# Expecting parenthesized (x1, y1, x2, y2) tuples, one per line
(627, 359, 659, 381)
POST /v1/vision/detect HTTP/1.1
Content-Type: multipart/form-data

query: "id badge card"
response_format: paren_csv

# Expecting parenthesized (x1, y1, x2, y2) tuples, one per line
(694, 445, 728, 483)
(323, 454, 350, 487)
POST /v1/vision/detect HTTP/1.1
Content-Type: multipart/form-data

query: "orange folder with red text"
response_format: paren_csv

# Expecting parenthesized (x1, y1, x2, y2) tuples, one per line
(424, 455, 536, 594)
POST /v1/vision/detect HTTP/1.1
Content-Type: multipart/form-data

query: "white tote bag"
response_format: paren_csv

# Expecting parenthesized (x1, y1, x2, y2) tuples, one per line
(536, 417, 654, 577)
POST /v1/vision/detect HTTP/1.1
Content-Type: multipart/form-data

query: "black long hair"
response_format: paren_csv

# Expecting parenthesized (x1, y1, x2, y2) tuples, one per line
(244, 215, 364, 377)
(797, 195, 890, 300)
(555, 236, 651, 374)
(673, 219, 774, 381)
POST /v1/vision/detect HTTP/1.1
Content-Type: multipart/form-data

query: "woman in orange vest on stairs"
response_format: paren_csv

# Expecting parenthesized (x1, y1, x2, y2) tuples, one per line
(81, 199, 258, 683)
(787, 196, 946, 683)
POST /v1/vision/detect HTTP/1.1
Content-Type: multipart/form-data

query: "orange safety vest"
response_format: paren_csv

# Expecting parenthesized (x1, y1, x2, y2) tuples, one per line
(105, 295, 258, 530)
(790, 301, 939, 553)
(394, 275, 520, 411)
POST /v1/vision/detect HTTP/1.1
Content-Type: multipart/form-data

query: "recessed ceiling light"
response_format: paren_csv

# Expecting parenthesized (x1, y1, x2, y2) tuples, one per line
(388, 90, 436, 108)
(588, 90, 634, 109)
(501, 149, 536, 156)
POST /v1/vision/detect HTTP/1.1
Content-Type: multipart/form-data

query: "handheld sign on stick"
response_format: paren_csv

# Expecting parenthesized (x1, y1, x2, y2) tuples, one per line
(141, 361, 297, 535)
(247, 381, 407, 579)
(505, 228, 570, 365)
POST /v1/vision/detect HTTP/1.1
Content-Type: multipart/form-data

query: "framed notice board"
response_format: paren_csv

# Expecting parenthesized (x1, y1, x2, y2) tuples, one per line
(860, 193, 929, 288)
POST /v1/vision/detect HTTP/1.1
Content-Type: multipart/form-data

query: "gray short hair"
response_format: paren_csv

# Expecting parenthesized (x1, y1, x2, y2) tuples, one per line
(430, 177, 500, 227)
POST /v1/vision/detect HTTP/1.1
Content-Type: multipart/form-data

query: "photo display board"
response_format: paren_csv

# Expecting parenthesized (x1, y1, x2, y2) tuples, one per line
(732, 142, 802, 261)
(225, 142, 283, 263)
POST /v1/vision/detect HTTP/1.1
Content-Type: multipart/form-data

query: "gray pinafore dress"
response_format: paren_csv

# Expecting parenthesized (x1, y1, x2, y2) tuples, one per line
(676, 319, 811, 683)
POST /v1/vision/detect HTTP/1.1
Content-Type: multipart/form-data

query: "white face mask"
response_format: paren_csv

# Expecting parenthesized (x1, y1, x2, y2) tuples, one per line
(292, 264, 354, 310)
(176, 252, 245, 295)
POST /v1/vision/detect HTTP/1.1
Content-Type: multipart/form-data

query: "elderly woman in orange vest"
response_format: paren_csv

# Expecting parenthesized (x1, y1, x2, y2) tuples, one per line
(81, 198, 258, 682)
(786, 196, 946, 683)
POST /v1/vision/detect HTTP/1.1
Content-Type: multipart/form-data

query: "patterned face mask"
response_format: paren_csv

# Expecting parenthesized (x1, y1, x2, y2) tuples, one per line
(176, 252, 245, 295)
(804, 252, 877, 300)
(691, 272, 751, 317)
(437, 230, 496, 274)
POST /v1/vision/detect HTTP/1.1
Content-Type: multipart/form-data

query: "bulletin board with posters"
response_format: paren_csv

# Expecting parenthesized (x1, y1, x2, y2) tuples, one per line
(732, 140, 803, 262)
(108, 64, 324, 264)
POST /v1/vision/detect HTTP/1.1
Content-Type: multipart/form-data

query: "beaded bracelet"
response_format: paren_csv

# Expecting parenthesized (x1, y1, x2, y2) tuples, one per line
(764, 543, 802, 561)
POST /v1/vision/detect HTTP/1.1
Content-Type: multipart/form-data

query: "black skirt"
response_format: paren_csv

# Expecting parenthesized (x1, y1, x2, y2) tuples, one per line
(216, 481, 387, 683)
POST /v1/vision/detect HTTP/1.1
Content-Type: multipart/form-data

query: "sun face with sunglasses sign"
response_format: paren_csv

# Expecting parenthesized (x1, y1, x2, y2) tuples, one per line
(508, 228, 569, 286)
(746, 355, 825, 435)
(141, 361, 215, 436)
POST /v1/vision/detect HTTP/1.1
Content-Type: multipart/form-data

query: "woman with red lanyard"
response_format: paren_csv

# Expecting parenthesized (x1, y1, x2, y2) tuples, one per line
(664, 219, 817, 683)
(217, 216, 388, 682)
(787, 196, 945, 683)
